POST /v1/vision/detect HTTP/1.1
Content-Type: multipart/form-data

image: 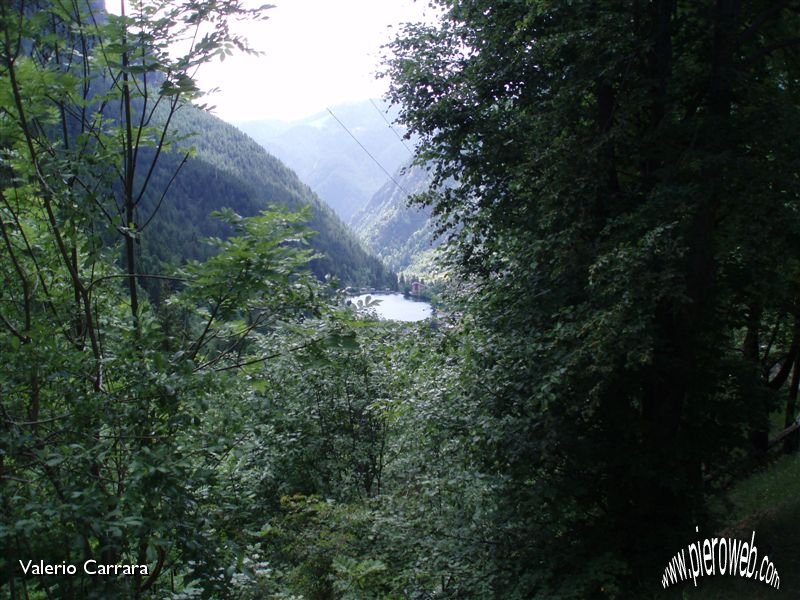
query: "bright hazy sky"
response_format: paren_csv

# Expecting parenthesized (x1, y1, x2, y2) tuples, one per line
(181, 1, 436, 123)
(105, 1, 435, 122)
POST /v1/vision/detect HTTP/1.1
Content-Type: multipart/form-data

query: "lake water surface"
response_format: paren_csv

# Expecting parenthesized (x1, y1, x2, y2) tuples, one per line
(351, 293, 432, 322)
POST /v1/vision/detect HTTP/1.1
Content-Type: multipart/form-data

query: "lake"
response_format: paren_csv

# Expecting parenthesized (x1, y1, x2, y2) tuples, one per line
(350, 293, 432, 322)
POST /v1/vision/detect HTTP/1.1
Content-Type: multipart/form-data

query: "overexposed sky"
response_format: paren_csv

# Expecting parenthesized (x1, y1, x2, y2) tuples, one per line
(106, 0, 435, 122)
(214, 0, 436, 122)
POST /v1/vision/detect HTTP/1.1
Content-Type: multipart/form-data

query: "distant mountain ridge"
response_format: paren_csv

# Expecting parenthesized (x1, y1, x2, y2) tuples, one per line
(236, 100, 413, 223)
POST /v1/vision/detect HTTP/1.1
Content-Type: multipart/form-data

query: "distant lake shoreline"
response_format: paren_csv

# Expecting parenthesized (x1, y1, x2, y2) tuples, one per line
(350, 293, 432, 322)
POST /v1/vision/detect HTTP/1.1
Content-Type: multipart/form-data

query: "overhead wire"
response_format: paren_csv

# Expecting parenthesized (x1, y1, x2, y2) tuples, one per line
(369, 98, 415, 156)
(325, 107, 411, 196)
(368, 100, 436, 192)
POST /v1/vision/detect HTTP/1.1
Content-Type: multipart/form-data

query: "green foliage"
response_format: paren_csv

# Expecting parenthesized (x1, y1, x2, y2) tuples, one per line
(1, 4, 417, 598)
(228, 312, 499, 599)
(10, 0, 800, 598)
(384, 0, 800, 595)
(0, 1, 331, 598)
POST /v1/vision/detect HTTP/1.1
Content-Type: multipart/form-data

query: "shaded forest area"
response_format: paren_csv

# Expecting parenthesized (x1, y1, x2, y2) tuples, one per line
(2, 1, 800, 599)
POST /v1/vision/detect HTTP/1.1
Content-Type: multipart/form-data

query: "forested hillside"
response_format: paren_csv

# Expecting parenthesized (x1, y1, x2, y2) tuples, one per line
(351, 163, 439, 273)
(237, 100, 411, 222)
(139, 106, 395, 289)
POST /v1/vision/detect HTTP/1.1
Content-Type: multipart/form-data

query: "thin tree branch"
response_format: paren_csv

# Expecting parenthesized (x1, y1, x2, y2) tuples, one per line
(139, 150, 190, 231)
(735, 0, 794, 49)
(0, 313, 28, 343)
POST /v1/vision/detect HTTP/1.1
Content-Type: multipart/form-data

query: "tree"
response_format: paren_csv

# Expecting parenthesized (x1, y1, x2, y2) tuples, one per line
(0, 2, 331, 597)
(386, 1, 800, 595)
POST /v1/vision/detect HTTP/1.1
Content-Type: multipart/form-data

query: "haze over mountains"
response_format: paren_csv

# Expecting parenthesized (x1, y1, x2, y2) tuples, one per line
(236, 100, 413, 223)
(233, 99, 441, 276)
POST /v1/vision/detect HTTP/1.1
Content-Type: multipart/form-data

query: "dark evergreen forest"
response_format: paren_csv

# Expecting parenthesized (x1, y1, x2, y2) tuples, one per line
(1, 1, 800, 599)
(140, 107, 396, 290)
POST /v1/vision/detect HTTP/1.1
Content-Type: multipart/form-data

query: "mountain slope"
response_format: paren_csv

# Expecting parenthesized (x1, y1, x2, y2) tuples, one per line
(236, 100, 412, 222)
(351, 163, 439, 273)
(137, 105, 394, 289)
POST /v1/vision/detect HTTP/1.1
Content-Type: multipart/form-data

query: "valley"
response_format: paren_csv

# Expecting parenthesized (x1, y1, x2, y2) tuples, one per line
(2, 2, 799, 599)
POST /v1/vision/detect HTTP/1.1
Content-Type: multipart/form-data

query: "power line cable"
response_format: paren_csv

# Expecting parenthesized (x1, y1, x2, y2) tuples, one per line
(326, 107, 411, 197)
(368, 100, 438, 192)
(369, 98, 415, 156)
